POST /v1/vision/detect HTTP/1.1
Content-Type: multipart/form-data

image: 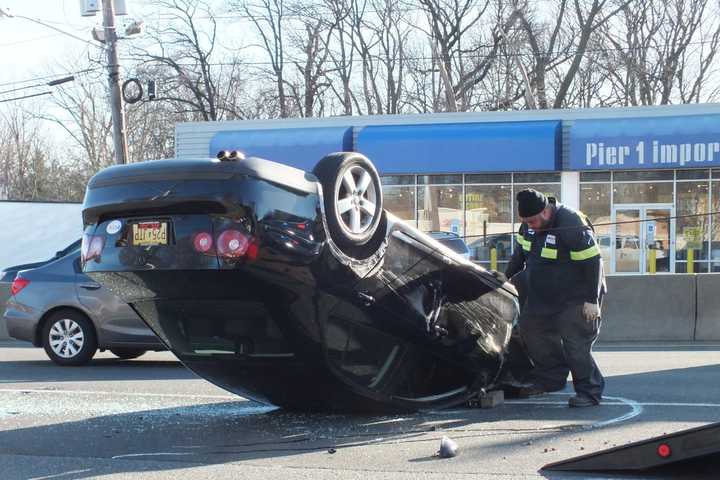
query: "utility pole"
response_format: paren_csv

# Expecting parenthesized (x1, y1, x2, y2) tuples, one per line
(102, 0, 129, 164)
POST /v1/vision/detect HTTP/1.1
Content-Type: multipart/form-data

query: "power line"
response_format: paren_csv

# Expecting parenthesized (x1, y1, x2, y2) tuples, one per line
(0, 82, 52, 96)
(0, 68, 102, 89)
(0, 9, 101, 48)
(0, 32, 65, 48)
(0, 91, 53, 103)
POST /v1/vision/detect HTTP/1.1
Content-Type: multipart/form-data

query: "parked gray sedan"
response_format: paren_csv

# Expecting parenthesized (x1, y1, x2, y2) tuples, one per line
(3, 247, 165, 365)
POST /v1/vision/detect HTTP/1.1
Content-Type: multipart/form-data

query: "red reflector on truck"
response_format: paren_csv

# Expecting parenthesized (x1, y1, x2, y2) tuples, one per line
(657, 443, 672, 458)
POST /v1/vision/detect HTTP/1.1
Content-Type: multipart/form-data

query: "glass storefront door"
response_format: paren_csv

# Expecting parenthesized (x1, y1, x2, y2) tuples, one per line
(611, 205, 674, 274)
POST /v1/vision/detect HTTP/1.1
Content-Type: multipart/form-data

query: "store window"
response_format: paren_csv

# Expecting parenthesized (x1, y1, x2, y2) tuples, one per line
(383, 186, 416, 225)
(579, 183, 611, 273)
(514, 172, 561, 183)
(381, 175, 414, 185)
(465, 184, 512, 268)
(613, 182, 673, 204)
(613, 170, 674, 181)
(580, 172, 611, 182)
(418, 175, 462, 185)
(711, 180, 720, 272)
(417, 184, 463, 235)
(675, 182, 709, 271)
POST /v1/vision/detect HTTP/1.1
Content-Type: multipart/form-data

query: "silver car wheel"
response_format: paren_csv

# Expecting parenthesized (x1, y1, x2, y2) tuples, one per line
(336, 165, 378, 235)
(49, 319, 85, 358)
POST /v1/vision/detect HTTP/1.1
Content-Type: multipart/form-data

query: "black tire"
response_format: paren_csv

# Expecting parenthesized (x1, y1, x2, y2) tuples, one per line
(313, 152, 383, 250)
(42, 309, 97, 366)
(110, 348, 147, 360)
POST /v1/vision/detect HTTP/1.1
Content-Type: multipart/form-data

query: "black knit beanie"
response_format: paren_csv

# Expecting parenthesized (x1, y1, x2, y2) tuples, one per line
(516, 189, 548, 217)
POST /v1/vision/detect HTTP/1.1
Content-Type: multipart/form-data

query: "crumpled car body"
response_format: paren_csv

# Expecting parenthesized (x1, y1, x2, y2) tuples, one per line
(81, 154, 524, 412)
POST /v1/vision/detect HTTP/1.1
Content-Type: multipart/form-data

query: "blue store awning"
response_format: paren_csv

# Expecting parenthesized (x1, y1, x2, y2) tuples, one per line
(210, 127, 353, 172)
(355, 121, 561, 174)
(570, 114, 720, 170)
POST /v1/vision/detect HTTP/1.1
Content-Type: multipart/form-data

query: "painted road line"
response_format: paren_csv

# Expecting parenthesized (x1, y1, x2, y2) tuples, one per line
(506, 400, 720, 408)
(590, 395, 643, 428)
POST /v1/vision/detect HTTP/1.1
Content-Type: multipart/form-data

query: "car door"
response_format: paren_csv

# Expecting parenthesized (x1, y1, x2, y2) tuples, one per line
(73, 254, 159, 345)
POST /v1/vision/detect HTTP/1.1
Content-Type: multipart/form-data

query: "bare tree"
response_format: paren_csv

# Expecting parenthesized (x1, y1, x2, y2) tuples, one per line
(38, 74, 114, 173)
(283, 2, 338, 117)
(367, 0, 411, 113)
(0, 106, 85, 201)
(415, 0, 521, 112)
(600, 0, 720, 105)
(321, 0, 359, 115)
(126, 96, 178, 161)
(517, 0, 632, 109)
(131, 0, 246, 121)
(239, 0, 291, 117)
(350, 0, 385, 114)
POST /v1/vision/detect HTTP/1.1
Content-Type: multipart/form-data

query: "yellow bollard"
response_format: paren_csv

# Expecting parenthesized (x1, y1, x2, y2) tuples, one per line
(490, 247, 498, 271)
(648, 249, 656, 274)
(687, 248, 694, 274)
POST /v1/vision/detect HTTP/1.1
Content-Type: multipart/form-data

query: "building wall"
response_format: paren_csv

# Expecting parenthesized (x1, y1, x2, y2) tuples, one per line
(0, 202, 83, 271)
(0, 201, 83, 340)
(176, 104, 720, 160)
(176, 103, 720, 275)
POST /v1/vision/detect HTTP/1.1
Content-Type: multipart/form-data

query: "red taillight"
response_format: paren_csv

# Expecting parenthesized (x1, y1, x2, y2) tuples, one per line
(81, 234, 105, 263)
(657, 443, 672, 458)
(217, 229, 249, 258)
(10, 277, 30, 296)
(192, 232, 214, 253)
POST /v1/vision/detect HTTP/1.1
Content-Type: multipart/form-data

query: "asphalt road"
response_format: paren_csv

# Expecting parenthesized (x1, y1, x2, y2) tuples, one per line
(0, 341, 719, 480)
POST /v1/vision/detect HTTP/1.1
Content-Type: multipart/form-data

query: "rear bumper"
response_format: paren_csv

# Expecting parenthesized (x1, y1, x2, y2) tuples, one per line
(3, 301, 40, 344)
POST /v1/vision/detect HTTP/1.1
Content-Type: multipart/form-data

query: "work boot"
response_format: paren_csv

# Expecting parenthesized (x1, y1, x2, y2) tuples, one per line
(568, 394, 599, 408)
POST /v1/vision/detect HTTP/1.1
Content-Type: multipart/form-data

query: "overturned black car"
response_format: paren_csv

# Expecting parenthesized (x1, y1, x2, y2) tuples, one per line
(81, 152, 526, 412)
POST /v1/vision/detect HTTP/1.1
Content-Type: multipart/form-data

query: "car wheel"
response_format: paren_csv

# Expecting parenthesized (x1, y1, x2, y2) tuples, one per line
(42, 310, 97, 366)
(110, 348, 147, 360)
(313, 152, 384, 250)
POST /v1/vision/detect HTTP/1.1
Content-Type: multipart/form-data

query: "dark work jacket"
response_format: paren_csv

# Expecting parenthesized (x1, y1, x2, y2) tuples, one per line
(505, 199, 606, 316)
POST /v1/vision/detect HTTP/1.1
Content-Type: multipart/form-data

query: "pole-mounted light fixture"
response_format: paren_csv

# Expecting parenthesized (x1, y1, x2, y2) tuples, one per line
(47, 76, 75, 87)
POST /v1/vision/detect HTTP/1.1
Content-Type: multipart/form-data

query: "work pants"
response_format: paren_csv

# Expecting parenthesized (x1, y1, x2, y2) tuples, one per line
(519, 304, 605, 402)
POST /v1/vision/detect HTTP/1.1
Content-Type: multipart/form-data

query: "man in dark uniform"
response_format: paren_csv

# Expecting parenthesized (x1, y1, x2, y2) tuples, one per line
(506, 189, 606, 408)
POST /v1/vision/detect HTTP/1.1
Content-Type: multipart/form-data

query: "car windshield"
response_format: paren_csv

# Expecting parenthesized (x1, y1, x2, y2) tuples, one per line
(437, 238, 469, 254)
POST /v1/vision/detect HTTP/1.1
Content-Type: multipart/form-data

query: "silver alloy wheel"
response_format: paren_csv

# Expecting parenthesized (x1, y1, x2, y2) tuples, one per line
(335, 165, 378, 235)
(48, 318, 85, 358)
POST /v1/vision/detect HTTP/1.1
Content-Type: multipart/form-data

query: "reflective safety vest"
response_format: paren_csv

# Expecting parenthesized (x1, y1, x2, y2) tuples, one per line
(514, 200, 603, 314)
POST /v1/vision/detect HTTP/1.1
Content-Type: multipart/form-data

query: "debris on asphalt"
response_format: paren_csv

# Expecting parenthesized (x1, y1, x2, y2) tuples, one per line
(438, 436, 459, 458)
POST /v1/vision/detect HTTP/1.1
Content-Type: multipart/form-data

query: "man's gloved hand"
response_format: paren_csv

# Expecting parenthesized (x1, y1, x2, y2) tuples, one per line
(582, 302, 601, 322)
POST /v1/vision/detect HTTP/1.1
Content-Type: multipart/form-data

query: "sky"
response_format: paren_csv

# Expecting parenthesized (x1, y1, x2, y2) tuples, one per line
(1, 1, 113, 90)
(0, 0, 262, 114)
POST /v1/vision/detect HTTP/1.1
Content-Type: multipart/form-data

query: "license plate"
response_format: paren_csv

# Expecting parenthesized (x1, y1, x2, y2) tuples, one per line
(132, 221, 168, 246)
